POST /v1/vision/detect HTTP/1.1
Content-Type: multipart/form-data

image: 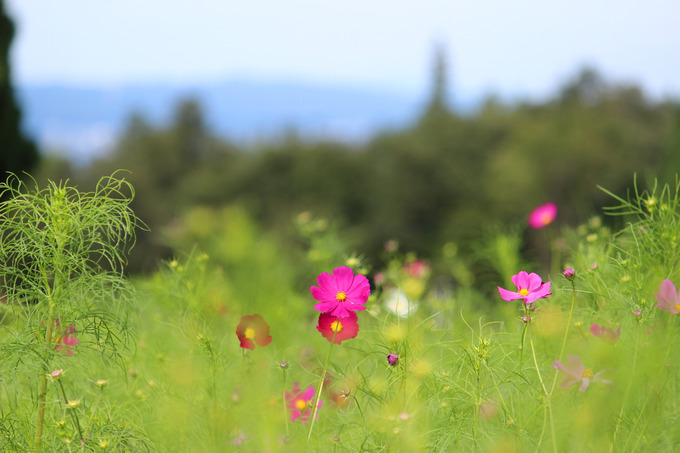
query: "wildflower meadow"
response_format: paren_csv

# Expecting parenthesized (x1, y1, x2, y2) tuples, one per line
(1, 172, 680, 452)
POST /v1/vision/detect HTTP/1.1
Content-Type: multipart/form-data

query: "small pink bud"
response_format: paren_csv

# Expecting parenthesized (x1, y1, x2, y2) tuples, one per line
(563, 268, 575, 280)
(387, 354, 399, 366)
(50, 369, 63, 380)
(522, 315, 531, 323)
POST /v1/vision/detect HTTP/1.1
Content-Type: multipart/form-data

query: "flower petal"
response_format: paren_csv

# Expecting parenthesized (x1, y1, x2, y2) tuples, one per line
(578, 378, 590, 392)
(332, 266, 355, 291)
(560, 376, 580, 389)
(314, 300, 339, 314)
(346, 273, 371, 302)
(524, 281, 551, 304)
(526, 273, 543, 291)
(512, 271, 530, 290)
(310, 286, 336, 302)
(655, 279, 679, 312)
(316, 272, 338, 292)
(498, 286, 521, 301)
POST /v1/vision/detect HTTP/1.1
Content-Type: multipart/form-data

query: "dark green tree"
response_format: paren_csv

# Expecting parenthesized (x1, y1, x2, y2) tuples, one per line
(0, 1, 38, 181)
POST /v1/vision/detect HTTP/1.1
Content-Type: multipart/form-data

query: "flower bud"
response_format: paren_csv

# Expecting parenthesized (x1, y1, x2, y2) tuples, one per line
(563, 268, 576, 280)
(387, 353, 399, 366)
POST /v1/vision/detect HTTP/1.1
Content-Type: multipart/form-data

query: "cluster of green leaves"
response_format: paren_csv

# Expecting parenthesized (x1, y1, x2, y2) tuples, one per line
(0, 173, 148, 451)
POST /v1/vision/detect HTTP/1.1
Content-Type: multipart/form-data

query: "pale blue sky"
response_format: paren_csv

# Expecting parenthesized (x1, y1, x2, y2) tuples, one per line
(6, 0, 680, 99)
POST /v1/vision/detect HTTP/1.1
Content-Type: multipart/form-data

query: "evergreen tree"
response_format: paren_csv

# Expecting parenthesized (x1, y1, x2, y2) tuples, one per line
(0, 1, 39, 182)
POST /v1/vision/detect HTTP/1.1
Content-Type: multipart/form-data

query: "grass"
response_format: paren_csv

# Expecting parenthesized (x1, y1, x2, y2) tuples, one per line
(1, 177, 680, 451)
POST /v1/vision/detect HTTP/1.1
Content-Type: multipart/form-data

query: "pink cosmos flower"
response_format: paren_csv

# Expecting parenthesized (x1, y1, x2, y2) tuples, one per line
(310, 266, 370, 318)
(235, 314, 273, 350)
(590, 323, 620, 342)
(654, 279, 680, 314)
(528, 202, 557, 229)
(403, 259, 429, 278)
(552, 355, 610, 392)
(316, 312, 359, 344)
(286, 382, 322, 423)
(55, 325, 79, 355)
(498, 271, 552, 305)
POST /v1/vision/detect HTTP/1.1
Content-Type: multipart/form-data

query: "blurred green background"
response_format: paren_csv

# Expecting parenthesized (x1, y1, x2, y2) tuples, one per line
(2, 3, 679, 281)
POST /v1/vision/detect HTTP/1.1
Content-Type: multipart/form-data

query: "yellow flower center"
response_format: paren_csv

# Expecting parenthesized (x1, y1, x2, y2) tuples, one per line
(336, 291, 347, 302)
(581, 368, 593, 379)
(244, 327, 256, 340)
(330, 320, 343, 333)
(674, 302, 680, 312)
(295, 399, 307, 410)
(519, 289, 530, 297)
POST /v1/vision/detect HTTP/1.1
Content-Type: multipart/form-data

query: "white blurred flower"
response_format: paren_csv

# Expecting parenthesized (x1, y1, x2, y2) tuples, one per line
(384, 288, 418, 318)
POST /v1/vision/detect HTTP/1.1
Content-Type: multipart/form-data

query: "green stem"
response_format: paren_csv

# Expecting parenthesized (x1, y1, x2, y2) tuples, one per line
(529, 324, 556, 453)
(550, 279, 576, 394)
(34, 302, 57, 453)
(87, 387, 104, 430)
(517, 306, 529, 427)
(58, 380, 84, 444)
(307, 330, 337, 444)
(282, 367, 289, 436)
(609, 323, 640, 452)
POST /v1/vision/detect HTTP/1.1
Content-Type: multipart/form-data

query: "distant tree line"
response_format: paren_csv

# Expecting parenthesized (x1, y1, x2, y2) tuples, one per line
(40, 62, 680, 276)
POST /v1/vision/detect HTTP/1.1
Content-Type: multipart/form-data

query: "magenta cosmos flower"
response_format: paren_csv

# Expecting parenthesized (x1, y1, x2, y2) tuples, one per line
(498, 271, 551, 305)
(236, 314, 273, 350)
(655, 279, 680, 314)
(55, 325, 79, 355)
(316, 312, 359, 344)
(590, 323, 620, 342)
(286, 382, 322, 423)
(528, 202, 557, 229)
(310, 266, 370, 318)
(552, 355, 610, 392)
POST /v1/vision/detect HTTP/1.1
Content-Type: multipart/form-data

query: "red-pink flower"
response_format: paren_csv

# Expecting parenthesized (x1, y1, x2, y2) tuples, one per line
(655, 279, 680, 314)
(55, 325, 79, 355)
(590, 323, 620, 342)
(316, 312, 359, 344)
(310, 266, 370, 318)
(236, 314, 273, 350)
(403, 259, 429, 278)
(552, 355, 610, 392)
(528, 202, 557, 229)
(498, 271, 552, 305)
(286, 382, 322, 423)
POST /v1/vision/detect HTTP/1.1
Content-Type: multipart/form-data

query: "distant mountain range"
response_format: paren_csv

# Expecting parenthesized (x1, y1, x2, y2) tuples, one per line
(15, 79, 477, 163)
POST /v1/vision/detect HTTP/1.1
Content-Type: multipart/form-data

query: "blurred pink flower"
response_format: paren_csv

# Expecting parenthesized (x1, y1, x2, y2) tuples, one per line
(590, 323, 620, 342)
(552, 355, 610, 392)
(403, 259, 429, 278)
(528, 202, 557, 229)
(286, 382, 321, 423)
(498, 271, 552, 305)
(55, 325, 79, 355)
(654, 279, 680, 314)
(311, 266, 370, 318)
